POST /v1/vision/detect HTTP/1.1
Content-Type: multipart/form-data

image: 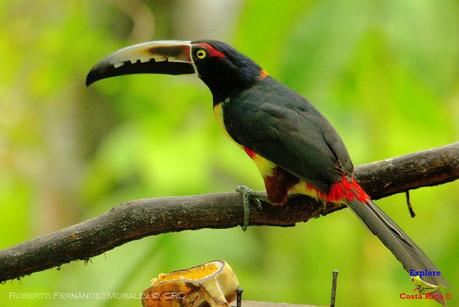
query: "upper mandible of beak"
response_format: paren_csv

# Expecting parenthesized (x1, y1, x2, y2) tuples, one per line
(86, 40, 196, 86)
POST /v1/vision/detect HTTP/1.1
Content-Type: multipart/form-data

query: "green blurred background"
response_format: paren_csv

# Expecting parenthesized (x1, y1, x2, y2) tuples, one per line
(1, 0, 458, 306)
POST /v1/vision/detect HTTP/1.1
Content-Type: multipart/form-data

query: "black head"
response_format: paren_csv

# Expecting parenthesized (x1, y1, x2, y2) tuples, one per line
(190, 40, 263, 102)
(86, 40, 265, 103)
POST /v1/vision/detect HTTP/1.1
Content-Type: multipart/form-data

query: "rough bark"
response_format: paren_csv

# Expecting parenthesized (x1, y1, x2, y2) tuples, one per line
(0, 142, 458, 282)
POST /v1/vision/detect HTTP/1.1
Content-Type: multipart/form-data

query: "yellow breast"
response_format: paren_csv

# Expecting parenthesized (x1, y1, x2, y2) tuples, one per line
(213, 102, 275, 177)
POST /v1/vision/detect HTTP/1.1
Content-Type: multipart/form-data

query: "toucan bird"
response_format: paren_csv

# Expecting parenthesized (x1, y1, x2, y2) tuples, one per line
(86, 40, 448, 299)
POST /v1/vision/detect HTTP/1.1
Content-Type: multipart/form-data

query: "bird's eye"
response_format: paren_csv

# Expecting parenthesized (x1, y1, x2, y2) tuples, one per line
(196, 49, 207, 59)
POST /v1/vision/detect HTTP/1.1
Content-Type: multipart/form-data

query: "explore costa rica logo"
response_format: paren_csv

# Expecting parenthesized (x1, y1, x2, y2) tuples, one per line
(399, 270, 452, 302)
(399, 291, 452, 301)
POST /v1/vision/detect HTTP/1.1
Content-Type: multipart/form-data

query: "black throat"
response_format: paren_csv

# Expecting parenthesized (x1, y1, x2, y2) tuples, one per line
(200, 66, 260, 104)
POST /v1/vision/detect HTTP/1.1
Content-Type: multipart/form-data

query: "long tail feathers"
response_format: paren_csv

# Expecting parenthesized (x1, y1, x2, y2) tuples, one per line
(346, 199, 448, 305)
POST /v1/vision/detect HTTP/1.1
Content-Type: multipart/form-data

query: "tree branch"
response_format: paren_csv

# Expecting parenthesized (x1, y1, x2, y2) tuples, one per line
(1, 142, 458, 282)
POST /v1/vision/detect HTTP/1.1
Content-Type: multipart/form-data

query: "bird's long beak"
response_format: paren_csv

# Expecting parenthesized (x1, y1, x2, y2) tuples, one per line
(86, 40, 196, 86)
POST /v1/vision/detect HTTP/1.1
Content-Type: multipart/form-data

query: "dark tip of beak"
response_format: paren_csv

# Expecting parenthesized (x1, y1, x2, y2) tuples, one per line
(86, 61, 118, 87)
(86, 70, 98, 87)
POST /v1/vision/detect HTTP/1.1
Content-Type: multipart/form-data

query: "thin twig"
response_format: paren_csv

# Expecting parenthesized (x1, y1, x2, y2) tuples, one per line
(330, 270, 339, 307)
(237, 288, 243, 307)
(405, 191, 416, 218)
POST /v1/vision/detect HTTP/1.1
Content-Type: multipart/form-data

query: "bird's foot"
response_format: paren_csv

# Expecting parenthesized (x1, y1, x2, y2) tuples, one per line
(236, 185, 266, 231)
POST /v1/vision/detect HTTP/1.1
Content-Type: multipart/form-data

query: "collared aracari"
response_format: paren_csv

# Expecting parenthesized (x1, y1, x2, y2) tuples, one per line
(86, 40, 448, 296)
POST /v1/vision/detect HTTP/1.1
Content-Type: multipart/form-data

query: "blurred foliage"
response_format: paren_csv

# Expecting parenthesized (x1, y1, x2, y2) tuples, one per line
(0, 0, 458, 306)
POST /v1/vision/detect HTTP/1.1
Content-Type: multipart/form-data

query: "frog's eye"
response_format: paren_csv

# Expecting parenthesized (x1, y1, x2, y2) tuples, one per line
(196, 49, 207, 59)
